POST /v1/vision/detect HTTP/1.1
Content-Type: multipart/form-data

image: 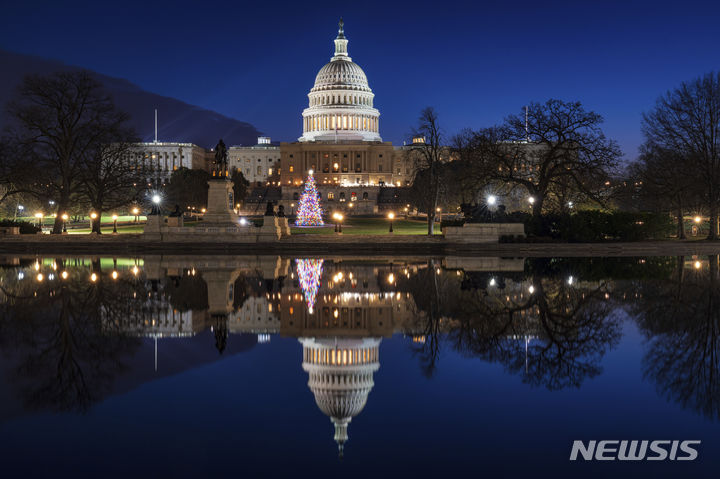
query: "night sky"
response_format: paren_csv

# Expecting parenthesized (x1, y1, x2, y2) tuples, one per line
(1, 0, 718, 160)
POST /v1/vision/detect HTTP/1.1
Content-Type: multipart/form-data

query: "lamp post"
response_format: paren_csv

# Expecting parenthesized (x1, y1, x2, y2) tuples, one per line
(388, 212, 395, 233)
(34, 212, 43, 230)
(89, 212, 98, 233)
(332, 212, 343, 234)
(61, 213, 69, 234)
(112, 214, 118, 234)
(132, 207, 140, 223)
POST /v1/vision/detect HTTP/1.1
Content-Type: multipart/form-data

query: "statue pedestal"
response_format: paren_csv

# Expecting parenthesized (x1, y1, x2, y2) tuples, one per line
(167, 216, 184, 227)
(278, 217, 291, 237)
(258, 215, 281, 241)
(203, 179, 239, 226)
(143, 214, 163, 240)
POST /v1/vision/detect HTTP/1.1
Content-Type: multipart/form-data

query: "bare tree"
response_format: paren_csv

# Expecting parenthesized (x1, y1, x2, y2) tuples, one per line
(642, 72, 720, 239)
(408, 107, 446, 235)
(81, 140, 142, 234)
(457, 99, 620, 218)
(630, 145, 699, 239)
(4, 71, 137, 233)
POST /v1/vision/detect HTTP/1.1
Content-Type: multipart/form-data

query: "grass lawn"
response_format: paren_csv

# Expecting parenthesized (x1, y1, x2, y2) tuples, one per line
(19, 215, 440, 235)
(290, 217, 441, 235)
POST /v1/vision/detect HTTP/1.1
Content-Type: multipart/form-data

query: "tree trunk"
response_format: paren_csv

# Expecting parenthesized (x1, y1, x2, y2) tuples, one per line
(709, 203, 718, 240)
(532, 197, 543, 218)
(52, 194, 70, 234)
(677, 206, 686, 239)
(91, 210, 102, 234)
(427, 211, 435, 235)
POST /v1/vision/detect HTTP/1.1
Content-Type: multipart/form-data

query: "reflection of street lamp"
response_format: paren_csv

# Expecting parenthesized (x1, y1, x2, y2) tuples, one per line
(61, 213, 69, 233)
(388, 212, 395, 233)
(112, 214, 118, 234)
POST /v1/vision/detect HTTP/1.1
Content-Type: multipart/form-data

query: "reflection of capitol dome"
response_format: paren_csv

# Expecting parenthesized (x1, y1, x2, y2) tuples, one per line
(299, 19, 381, 143)
(300, 337, 381, 457)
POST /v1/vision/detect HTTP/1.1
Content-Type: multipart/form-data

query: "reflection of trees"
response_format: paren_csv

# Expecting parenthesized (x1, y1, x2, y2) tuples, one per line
(403, 266, 621, 389)
(0, 263, 141, 412)
(630, 256, 720, 420)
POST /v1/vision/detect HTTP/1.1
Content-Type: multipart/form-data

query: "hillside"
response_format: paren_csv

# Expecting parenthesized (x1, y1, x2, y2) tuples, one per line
(0, 49, 261, 148)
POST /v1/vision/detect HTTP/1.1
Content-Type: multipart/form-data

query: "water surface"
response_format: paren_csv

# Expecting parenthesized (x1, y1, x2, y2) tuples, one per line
(0, 255, 717, 478)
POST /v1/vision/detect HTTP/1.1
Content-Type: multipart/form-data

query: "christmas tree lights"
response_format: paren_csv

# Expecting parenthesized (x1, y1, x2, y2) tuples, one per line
(296, 258, 324, 314)
(295, 170, 324, 226)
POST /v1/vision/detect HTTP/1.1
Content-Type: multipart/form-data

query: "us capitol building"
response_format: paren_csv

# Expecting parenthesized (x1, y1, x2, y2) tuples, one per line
(129, 19, 422, 214)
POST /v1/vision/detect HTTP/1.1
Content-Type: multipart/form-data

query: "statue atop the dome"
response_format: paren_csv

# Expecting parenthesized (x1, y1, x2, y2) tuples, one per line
(338, 17, 345, 38)
(212, 138, 228, 178)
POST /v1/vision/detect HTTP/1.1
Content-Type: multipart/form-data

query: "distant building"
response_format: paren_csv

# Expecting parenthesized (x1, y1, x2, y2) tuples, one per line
(228, 136, 281, 185)
(128, 142, 208, 188)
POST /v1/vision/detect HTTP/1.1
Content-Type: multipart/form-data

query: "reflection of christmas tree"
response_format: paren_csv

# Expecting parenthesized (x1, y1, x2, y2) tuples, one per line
(296, 258, 324, 314)
(295, 171, 324, 226)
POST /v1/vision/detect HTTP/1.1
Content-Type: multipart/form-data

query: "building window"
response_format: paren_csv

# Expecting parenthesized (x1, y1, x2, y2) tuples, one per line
(378, 164, 383, 172)
(351, 192, 357, 201)
(328, 192, 334, 200)
(289, 166, 294, 172)
(362, 192, 369, 200)
(339, 192, 346, 201)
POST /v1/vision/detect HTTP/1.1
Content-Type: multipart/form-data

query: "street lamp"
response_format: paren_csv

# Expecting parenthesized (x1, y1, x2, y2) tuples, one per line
(528, 196, 536, 205)
(112, 214, 118, 234)
(694, 216, 702, 223)
(34, 212, 43, 229)
(132, 207, 140, 223)
(388, 212, 395, 233)
(61, 213, 69, 233)
(89, 212, 98, 232)
(332, 212, 343, 233)
(487, 195, 497, 206)
(14, 204, 24, 221)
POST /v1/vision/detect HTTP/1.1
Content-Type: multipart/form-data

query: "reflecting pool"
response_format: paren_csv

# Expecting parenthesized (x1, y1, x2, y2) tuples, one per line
(0, 255, 718, 478)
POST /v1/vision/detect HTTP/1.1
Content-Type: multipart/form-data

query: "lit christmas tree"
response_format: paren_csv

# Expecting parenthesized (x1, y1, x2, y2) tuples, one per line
(296, 258, 324, 314)
(295, 170, 324, 226)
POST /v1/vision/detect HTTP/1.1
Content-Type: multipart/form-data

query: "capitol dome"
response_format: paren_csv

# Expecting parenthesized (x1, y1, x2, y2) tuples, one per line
(300, 337, 381, 457)
(299, 19, 381, 142)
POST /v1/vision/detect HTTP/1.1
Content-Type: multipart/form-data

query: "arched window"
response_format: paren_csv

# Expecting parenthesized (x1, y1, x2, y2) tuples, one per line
(362, 192, 369, 200)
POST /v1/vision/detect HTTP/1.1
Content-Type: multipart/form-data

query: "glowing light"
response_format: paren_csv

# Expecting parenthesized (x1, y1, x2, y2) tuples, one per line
(111, 214, 118, 221)
(694, 216, 702, 223)
(694, 261, 702, 270)
(567, 275, 574, 285)
(388, 212, 395, 220)
(61, 213, 69, 221)
(132, 266, 139, 276)
(34, 261, 40, 271)
(132, 207, 140, 215)
(90, 212, 98, 219)
(487, 195, 497, 205)
(528, 285, 535, 294)
(61, 271, 68, 280)
(152, 195, 161, 204)
(90, 273, 97, 282)
(239, 218, 248, 226)
(295, 171, 324, 226)
(296, 258, 324, 313)
(36, 273, 44, 282)
(489, 278, 496, 286)
(34, 212, 43, 219)
(111, 271, 118, 280)
(528, 196, 536, 204)
(387, 273, 395, 284)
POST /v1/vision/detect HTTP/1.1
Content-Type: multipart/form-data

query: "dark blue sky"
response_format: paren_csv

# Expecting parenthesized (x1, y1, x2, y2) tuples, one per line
(1, 0, 718, 160)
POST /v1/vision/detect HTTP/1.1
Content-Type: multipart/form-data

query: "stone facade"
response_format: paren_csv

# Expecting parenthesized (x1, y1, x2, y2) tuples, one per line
(128, 142, 208, 188)
(228, 137, 281, 185)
